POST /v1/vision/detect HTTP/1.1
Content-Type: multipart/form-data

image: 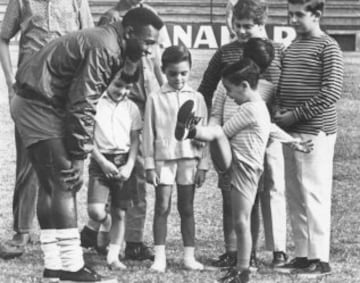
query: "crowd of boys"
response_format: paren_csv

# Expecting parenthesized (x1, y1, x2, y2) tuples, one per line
(0, 0, 344, 283)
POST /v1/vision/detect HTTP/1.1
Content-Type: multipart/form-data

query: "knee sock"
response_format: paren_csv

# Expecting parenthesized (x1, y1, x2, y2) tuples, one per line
(57, 228, 84, 272)
(184, 246, 204, 270)
(150, 245, 166, 272)
(40, 229, 61, 271)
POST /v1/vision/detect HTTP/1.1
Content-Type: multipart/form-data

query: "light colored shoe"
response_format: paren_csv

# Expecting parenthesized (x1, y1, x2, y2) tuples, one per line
(150, 261, 166, 273)
(184, 258, 204, 270)
(108, 260, 127, 270)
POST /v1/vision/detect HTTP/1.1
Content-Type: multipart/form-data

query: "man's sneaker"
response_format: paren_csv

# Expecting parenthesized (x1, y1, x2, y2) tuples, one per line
(272, 251, 288, 267)
(43, 269, 60, 283)
(293, 261, 331, 278)
(59, 265, 117, 282)
(211, 252, 237, 268)
(218, 268, 250, 283)
(274, 257, 310, 274)
(175, 100, 201, 140)
(80, 226, 98, 249)
(125, 242, 154, 261)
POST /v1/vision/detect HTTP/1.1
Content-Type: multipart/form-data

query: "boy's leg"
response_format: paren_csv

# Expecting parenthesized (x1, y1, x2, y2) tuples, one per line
(151, 184, 172, 272)
(260, 141, 287, 264)
(124, 151, 153, 260)
(177, 159, 203, 270)
(250, 192, 260, 269)
(291, 132, 336, 277)
(107, 207, 126, 270)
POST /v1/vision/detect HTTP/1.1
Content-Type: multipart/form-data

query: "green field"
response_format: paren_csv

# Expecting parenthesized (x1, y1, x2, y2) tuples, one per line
(0, 49, 359, 283)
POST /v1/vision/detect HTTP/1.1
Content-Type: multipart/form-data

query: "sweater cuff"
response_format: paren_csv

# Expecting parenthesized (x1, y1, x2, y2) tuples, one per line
(144, 157, 155, 170)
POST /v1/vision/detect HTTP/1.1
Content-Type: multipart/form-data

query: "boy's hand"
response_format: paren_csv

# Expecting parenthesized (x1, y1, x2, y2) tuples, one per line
(146, 169, 159, 186)
(289, 139, 314, 153)
(274, 110, 297, 128)
(194, 169, 207, 188)
(61, 159, 84, 192)
(100, 159, 119, 179)
(114, 163, 132, 181)
(191, 139, 206, 149)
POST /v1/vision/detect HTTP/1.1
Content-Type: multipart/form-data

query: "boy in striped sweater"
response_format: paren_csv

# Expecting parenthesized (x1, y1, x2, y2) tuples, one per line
(175, 57, 312, 283)
(273, 0, 344, 278)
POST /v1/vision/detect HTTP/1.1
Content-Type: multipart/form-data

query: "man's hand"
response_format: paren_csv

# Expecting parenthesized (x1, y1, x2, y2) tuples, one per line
(194, 169, 207, 188)
(146, 169, 159, 186)
(273, 110, 297, 128)
(60, 159, 85, 192)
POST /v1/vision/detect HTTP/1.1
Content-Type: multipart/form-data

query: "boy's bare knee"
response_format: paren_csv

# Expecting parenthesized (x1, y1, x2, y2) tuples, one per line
(88, 204, 107, 222)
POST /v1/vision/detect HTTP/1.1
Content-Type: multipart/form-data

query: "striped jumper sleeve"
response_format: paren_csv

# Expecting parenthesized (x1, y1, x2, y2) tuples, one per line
(277, 35, 344, 135)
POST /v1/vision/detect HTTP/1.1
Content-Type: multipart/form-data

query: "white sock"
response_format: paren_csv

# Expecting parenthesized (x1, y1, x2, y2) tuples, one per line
(184, 246, 204, 270)
(107, 244, 121, 264)
(57, 228, 84, 272)
(150, 245, 166, 272)
(40, 229, 61, 271)
(99, 214, 112, 232)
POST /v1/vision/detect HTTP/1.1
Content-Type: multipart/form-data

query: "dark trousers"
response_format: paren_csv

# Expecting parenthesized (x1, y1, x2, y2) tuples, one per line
(13, 128, 38, 233)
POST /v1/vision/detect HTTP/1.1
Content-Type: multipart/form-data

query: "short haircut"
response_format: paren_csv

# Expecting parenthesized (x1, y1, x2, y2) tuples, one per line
(119, 66, 140, 84)
(288, 0, 325, 14)
(122, 7, 164, 31)
(161, 45, 192, 69)
(233, 0, 268, 25)
(221, 58, 260, 89)
(243, 38, 274, 73)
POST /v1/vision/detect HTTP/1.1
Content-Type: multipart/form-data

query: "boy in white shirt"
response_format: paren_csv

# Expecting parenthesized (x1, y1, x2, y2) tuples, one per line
(86, 69, 142, 270)
(143, 45, 208, 272)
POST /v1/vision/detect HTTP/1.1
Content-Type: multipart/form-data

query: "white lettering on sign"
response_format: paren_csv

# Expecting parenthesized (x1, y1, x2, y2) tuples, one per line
(273, 26, 296, 47)
(162, 24, 297, 49)
(193, 25, 218, 48)
(173, 25, 192, 47)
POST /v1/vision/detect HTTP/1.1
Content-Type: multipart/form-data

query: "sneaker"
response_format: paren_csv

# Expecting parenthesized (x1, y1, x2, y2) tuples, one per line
(80, 226, 97, 249)
(274, 257, 310, 274)
(43, 269, 60, 283)
(59, 265, 117, 282)
(293, 261, 331, 278)
(125, 242, 154, 261)
(0, 242, 24, 259)
(272, 251, 288, 267)
(175, 100, 201, 140)
(249, 251, 258, 272)
(218, 268, 250, 283)
(212, 252, 237, 268)
(6, 232, 31, 247)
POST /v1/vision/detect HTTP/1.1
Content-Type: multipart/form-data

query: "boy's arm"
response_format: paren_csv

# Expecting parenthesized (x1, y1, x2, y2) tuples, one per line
(143, 95, 156, 170)
(91, 144, 119, 178)
(209, 83, 227, 125)
(222, 105, 256, 138)
(198, 49, 223, 109)
(117, 129, 140, 180)
(196, 97, 210, 171)
(0, 0, 21, 102)
(225, 1, 235, 38)
(78, 0, 94, 28)
(292, 42, 344, 121)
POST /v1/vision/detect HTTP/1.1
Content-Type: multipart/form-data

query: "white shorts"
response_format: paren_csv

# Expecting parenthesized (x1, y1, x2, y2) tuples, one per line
(155, 159, 198, 185)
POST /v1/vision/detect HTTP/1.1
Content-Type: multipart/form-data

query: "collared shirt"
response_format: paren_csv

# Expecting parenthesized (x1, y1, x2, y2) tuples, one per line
(0, 0, 94, 65)
(94, 93, 142, 154)
(14, 23, 125, 159)
(143, 83, 209, 170)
